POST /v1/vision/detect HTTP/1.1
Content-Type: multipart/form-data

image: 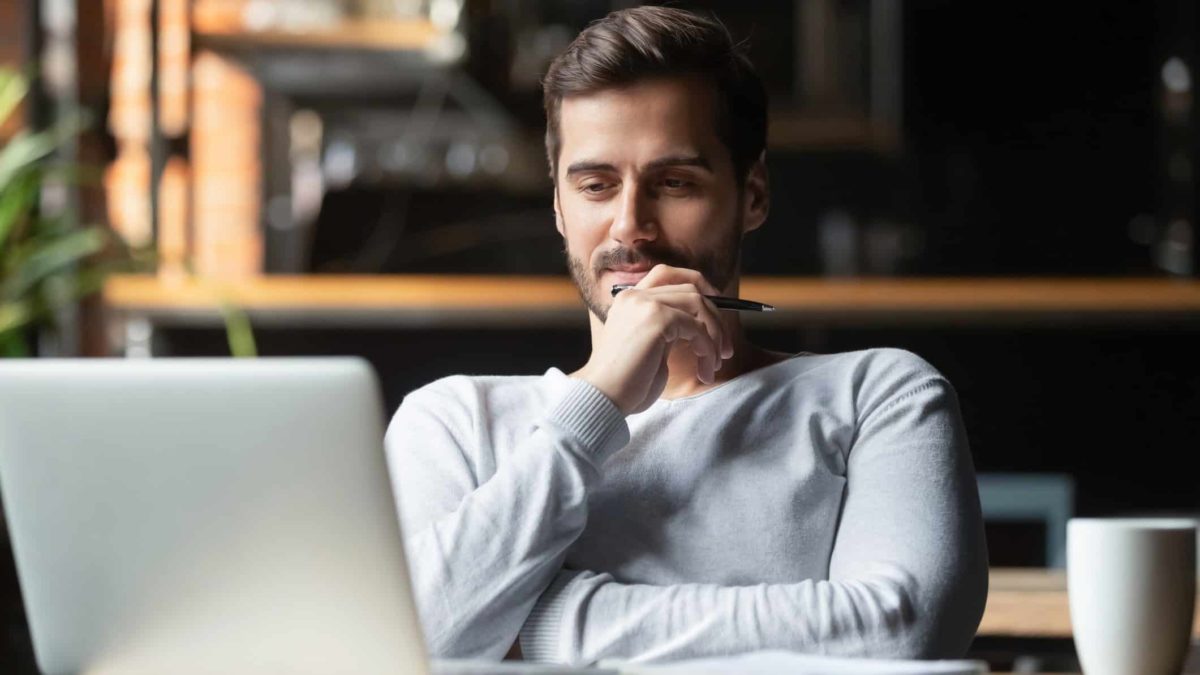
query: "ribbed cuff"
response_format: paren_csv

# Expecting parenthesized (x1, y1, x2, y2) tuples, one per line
(541, 377, 630, 466)
(519, 570, 585, 662)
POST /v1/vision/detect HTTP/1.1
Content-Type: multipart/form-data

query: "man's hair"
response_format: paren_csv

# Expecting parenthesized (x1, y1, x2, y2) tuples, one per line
(542, 6, 768, 185)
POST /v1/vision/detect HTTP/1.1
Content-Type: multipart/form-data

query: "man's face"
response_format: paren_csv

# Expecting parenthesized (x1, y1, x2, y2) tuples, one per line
(553, 76, 752, 322)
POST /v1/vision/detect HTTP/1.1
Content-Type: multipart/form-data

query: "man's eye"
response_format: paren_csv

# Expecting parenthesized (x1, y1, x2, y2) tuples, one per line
(581, 183, 609, 194)
(662, 178, 692, 190)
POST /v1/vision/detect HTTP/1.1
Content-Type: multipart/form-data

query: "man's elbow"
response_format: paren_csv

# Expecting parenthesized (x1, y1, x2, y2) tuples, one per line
(906, 563, 989, 659)
(833, 563, 987, 660)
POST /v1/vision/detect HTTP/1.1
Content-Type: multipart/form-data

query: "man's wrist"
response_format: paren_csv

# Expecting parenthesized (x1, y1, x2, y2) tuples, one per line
(569, 368, 627, 416)
(519, 569, 586, 662)
(543, 376, 630, 465)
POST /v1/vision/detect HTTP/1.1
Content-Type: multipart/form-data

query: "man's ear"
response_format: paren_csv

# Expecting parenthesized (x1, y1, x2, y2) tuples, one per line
(741, 151, 770, 235)
(553, 184, 565, 237)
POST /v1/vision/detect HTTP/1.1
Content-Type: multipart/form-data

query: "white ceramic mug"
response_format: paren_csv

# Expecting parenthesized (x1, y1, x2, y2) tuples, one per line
(1067, 518, 1197, 675)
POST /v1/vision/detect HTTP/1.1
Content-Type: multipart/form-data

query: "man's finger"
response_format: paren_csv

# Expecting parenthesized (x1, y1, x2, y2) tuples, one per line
(659, 307, 720, 382)
(646, 290, 726, 362)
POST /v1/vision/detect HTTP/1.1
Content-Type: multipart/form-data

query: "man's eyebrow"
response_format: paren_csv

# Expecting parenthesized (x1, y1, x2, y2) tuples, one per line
(564, 154, 713, 177)
(644, 154, 712, 172)
(565, 160, 617, 176)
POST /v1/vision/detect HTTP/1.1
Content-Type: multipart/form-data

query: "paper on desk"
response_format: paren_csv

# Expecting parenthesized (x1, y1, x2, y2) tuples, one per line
(607, 650, 988, 675)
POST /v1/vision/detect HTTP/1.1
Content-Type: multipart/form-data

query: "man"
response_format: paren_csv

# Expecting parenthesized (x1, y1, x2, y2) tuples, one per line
(385, 6, 988, 666)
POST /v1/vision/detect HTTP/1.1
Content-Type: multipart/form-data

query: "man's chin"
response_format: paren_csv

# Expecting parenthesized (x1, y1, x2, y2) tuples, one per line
(587, 304, 610, 324)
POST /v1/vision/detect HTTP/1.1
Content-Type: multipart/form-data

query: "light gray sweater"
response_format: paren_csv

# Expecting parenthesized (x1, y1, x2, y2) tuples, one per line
(383, 348, 988, 666)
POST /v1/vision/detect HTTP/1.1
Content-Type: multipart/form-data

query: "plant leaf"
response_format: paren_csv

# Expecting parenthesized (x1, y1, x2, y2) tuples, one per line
(217, 301, 258, 358)
(0, 165, 42, 250)
(0, 69, 28, 131)
(0, 329, 30, 357)
(3, 226, 107, 300)
(0, 131, 58, 189)
(0, 262, 110, 336)
(0, 114, 87, 189)
(0, 299, 31, 335)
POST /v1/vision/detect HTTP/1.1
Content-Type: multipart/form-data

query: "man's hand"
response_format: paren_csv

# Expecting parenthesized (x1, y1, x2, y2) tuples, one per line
(574, 264, 734, 415)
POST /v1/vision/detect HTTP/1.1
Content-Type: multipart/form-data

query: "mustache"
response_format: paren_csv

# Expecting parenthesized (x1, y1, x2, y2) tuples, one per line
(594, 246, 692, 273)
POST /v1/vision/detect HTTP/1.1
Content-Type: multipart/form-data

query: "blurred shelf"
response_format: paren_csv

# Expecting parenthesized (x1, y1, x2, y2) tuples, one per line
(193, 18, 443, 53)
(740, 276, 1200, 321)
(981, 567, 1200, 639)
(103, 275, 1200, 329)
(191, 19, 461, 97)
(105, 274, 583, 328)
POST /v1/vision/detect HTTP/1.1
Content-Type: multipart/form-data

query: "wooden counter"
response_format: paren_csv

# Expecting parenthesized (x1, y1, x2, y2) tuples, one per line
(981, 568, 1200, 639)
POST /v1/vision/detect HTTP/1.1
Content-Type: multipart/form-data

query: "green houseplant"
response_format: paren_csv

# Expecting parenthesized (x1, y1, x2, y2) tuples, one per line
(0, 68, 131, 357)
(0, 68, 256, 358)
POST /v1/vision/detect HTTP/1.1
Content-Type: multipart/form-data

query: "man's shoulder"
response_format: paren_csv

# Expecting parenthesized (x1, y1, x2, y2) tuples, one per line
(780, 348, 950, 411)
(398, 369, 566, 419)
(387, 370, 575, 468)
(786, 347, 944, 385)
(754, 349, 956, 453)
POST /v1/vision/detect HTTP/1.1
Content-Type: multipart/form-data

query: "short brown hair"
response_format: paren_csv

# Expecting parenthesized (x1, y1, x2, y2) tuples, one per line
(542, 6, 768, 185)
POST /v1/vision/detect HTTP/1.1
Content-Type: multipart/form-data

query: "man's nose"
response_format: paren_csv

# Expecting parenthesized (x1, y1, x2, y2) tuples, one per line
(608, 182, 657, 246)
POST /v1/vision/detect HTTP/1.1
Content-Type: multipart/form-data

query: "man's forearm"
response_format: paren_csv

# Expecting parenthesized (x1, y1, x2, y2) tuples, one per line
(518, 567, 951, 665)
(388, 378, 629, 659)
(520, 562, 987, 665)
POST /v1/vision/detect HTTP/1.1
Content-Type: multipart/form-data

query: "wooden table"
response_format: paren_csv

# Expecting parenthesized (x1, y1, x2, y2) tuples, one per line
(981, 567, 1200, 639)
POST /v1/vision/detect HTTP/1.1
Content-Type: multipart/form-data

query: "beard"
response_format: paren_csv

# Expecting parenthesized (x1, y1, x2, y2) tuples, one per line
(562, 214, 744, 323)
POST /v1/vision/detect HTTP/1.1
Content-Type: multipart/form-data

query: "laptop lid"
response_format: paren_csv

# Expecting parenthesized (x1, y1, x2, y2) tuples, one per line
(0, 358, 429, 674)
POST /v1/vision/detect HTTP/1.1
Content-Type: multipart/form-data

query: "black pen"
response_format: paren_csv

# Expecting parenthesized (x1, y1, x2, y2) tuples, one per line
(610, 284, 775, 312)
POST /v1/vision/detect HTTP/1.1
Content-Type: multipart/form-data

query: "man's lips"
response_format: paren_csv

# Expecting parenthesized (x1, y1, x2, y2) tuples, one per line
(603, 268, 651, 286)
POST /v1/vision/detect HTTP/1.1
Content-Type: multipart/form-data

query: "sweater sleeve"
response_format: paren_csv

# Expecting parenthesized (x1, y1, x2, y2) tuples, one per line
(518, 375, 988, 665)
(384, 375, 630, 660)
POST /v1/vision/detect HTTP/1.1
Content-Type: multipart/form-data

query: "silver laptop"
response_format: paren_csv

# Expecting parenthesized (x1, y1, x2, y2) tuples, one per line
(0, 358, 607, 675)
